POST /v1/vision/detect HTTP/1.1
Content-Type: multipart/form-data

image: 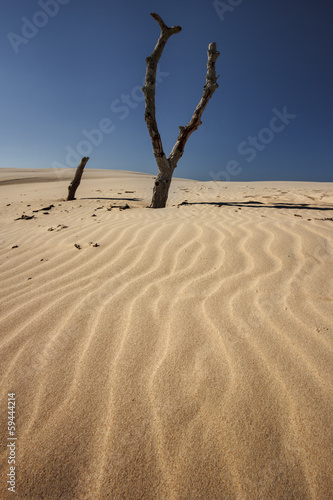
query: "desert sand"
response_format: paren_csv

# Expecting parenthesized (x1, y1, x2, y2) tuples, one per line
(0, 167, 333, 499)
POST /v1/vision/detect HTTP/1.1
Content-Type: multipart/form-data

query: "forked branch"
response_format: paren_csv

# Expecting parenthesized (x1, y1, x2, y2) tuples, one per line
(143, 13, 220, 208)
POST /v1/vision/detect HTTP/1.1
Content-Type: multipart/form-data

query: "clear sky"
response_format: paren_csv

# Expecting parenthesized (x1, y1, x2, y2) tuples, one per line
(1, 0, 332, 181)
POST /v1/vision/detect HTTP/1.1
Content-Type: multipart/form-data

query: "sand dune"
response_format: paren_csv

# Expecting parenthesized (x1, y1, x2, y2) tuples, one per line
(0, 168, 333, 499)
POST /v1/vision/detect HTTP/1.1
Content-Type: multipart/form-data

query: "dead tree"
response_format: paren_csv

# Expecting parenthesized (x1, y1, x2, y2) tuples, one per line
(143, 13, 220, 208)
(67, 157, 89, 201)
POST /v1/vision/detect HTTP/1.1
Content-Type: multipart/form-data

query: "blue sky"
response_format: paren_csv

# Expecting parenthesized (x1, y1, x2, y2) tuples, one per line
(1, 0, 332, 181)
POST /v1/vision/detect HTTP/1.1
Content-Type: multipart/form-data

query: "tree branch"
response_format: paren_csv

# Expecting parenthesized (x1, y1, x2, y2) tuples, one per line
(142, 13, 182, 170)
(168, 43, 220, 167)
(149, 13, 182, 63)
(143, 13, 220, 208)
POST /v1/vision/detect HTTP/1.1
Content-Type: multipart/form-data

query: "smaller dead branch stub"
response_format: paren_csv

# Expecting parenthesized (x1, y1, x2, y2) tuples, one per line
(67, 157, 90, 201)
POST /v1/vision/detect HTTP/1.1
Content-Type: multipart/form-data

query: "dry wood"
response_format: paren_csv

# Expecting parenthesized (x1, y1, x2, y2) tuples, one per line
(67, 157, 89, 201)
(143, 13, 219, 208)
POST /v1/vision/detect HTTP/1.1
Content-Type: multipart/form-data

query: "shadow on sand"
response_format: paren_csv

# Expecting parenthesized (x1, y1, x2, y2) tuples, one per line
(177, 200, 333, 212)
(81, 197, 143, 202)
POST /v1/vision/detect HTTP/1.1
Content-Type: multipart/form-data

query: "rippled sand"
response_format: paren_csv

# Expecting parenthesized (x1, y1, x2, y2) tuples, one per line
(0, 168, 333, 499)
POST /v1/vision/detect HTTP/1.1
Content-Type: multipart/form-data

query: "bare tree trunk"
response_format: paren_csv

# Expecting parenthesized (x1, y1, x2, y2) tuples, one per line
(67, 157, 89, 201)
(143, 13, 220, 208)
(151, 169, 173, 208)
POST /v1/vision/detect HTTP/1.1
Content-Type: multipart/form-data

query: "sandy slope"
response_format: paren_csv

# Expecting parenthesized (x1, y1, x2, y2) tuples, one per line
(0, 168, 333, 499)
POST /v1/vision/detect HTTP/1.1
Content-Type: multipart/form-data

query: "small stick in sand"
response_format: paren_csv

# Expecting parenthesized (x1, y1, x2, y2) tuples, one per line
(67, 157, 90, 201)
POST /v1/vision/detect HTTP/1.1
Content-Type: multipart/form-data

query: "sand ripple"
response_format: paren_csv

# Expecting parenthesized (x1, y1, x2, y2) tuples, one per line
(1, 180, 333, 498)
